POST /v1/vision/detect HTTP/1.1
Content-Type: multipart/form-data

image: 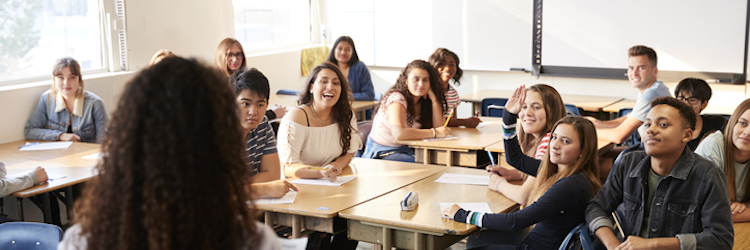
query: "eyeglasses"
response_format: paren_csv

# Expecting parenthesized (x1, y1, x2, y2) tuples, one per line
(676, 96, 701, 105)
(226, 52, 244, 59)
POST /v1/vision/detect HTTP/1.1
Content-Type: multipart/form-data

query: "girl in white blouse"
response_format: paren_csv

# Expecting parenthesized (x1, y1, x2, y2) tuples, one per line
(277, 62, 361, 182)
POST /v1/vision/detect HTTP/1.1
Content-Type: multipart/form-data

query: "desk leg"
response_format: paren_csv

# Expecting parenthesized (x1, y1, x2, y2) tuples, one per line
(446, 150, 453, 167)
(16, 198, 24, 221)
(264, 211, 273, 227)
(41, 193, 52, 223)
(383, 227, 393, 249)
(423, 149, 430, 165)
(414, 232, 424, 250)
(292, 215, 302, 238)
(64, 187, 74, 221)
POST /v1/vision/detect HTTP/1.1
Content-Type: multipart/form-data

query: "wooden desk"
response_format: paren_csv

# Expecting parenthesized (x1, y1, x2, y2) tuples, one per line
(340, 167, 518, 250)
(394, 118, 504, 167)
(602, 98, 636, 113)
(0, 140, 100, 223)
(460, 90, 624, 113)
(735, 222, 750, 250)
(271, 94, 378, 121)
(258, 158, 448, 238)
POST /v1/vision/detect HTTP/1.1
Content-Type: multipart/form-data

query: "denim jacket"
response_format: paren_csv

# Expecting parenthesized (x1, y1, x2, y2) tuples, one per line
(586, 147, 733, 250)
(24, 90, 108, 143)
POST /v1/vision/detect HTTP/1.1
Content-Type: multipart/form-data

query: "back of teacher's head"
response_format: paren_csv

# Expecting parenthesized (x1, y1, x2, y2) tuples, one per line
(75, 57, 262, 249)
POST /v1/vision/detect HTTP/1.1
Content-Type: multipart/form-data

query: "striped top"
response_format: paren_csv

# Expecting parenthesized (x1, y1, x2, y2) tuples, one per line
(443, 85, 460, 117)
(534, 133, 551, 159)
(245, 117, 278, 175)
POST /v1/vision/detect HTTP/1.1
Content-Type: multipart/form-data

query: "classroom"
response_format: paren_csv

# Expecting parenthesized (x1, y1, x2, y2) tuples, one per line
(1, 0, 750, 249)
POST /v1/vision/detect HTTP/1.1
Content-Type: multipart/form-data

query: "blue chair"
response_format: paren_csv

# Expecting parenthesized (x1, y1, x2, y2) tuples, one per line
(617, 108, 640, 146)
(558, 222, 595, 250)
(608, 143, 642, 182)
(565, 103, 581, 116)
(481, 98, 508, 117)
(0, 222, 62, 250)
(276, 89, 300, 96)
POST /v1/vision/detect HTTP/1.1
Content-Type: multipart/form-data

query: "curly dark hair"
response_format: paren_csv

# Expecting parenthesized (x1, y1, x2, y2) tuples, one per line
(428, 48, 463, 86)
(298, 62, 354, 156)
(75, 57, 260, 249)
(376, 60, 446, 128)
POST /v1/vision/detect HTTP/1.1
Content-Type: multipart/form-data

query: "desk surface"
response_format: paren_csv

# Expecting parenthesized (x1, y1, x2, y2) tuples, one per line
(272, 94, 378, 112)
(735, 222, 750, 250)
(460, 90, 624, 112)
(255, 158, 448, 219)
(394, 118, 504, 151)
(0, 140, 100, 197)
(339, 167, 517, 235)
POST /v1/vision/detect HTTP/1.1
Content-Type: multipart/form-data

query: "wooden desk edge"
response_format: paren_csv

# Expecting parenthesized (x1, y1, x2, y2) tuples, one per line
(13, 176, 93, 198)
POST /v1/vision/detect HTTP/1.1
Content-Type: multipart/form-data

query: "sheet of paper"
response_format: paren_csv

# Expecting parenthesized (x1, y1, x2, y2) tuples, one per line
(19, 141, 73, 151)
(440, 202, 493, 218)
(253, 191, 298, 205)
(476, 121, 494, 129)
(48, 175, 67, 182)
(279, 237, 308, 250)
(289, 176, 355, 186)
(422, 135, 459, 142)
(82, 152, 102, 160)
(434, 173, 489, 186)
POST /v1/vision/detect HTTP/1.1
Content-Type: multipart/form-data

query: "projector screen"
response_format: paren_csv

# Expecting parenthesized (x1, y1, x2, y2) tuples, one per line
(541, 0, 747, 76)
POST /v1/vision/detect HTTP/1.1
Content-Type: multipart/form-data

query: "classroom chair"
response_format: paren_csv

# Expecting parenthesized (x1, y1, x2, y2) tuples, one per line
(276, 89, 300, 96)
(356, 121, 372, 157)
(617, 108, 640, 146)
(565, 104, 581, 116)
(607, 143, 642, 183)
(0, 222, 62, 250)
(705, 113, 731, 120)
(481, 98, 508, 117)
(558, 222, 595, 250)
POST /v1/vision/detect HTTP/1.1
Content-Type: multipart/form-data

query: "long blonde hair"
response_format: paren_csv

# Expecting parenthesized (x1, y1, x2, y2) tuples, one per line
(518, 84, 566, 156)
(527, 116, 602, 205)
(723, 98, 750, 202)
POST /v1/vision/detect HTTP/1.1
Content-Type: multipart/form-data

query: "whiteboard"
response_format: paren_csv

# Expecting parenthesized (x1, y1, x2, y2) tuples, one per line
(542, 0, 747, 74)
(326, 0, 533, 71)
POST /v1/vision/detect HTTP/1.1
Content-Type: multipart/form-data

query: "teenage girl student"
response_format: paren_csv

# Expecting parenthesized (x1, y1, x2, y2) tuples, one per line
(216, 38, 286, 120)
(326, 36, 375, 101)
(362, 60, 450, 162)
(25, 57, 109, 143)
(487, 84, 567, 183)
(443, 116, 602, 249)
(58, 57, 280, 249)
(277, 62, 361, 182)
(428, 48, 481, 128)
(674, 78, 727, 150)
(149, 49, 176, 66)
(696, 98, 750, 222)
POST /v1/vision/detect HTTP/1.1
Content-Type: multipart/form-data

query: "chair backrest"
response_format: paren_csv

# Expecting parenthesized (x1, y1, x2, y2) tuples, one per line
(276, 89, 300, 96)
(356, 121, 373, 157)
(558, 222, 595, 250)
(565, 103, 581, 116)
(617, 108, 640, 146)
(608, 143, 642, 183)
(481, 98, 508, 117)
(0, 222, 62, 250)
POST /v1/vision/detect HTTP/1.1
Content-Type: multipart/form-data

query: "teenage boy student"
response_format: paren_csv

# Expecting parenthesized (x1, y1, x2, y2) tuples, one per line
(586, 45, 671, 144)
(586, 97, 733, 250)
(233, 68, 297, 199)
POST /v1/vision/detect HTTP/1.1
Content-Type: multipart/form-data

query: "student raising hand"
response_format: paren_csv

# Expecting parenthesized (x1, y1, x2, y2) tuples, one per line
(505, 85, 527, 115)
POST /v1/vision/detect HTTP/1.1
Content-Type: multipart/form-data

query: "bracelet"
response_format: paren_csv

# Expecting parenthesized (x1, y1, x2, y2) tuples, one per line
(431, 128, 436, 138)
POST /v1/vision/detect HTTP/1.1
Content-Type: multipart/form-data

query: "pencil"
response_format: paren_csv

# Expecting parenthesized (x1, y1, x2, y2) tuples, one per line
(308, 166, 328, 171)
(443, 109, 454, 127)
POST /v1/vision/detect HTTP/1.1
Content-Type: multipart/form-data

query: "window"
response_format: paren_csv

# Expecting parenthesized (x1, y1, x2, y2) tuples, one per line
(233, 0, 312, 53)
(0, 0, 106, 84)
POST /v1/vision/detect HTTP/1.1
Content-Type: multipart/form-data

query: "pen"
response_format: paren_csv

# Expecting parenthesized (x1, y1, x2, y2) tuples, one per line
(487, 150, 496, 167)
(443, 109, 454, 127)
(19, 142, 39, 149)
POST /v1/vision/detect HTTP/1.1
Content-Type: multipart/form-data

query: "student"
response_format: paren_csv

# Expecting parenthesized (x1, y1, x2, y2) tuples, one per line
(233, 68, 297, 199)
(148, 49, 176, 66)
(428, 48, 481, 128)
(487, 84, 567, 183)
(58, 57, 280, 249)
(442, 116, 602, 249)
(674, 78, 727, 150)
(25, 57, 109, 143)
(0, 162, 47, 223)
(326, 36, 375, 101)
(362, 60, 449, 162)
(277, 62, 361, 182)
(695, 98, 750, 222)
(586, 96, 733, 250)
(585, 45, 671, 144)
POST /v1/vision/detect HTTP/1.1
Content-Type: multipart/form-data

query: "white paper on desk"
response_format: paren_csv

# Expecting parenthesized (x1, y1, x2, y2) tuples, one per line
(253, 191, 298, 204)
(422, 135, 458, 142)
(289, 176, 355, 186)
(440, 202, 493, 218)
(19, 141, 73, 151)
(476, 121, 494, 129)
(435, 173, 489, 186)
(279, 237, 308, 250)
(82, 152, 102, 160)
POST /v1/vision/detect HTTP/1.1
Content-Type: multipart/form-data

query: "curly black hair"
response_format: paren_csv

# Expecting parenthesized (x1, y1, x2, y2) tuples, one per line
(376, 60, 446, 128)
